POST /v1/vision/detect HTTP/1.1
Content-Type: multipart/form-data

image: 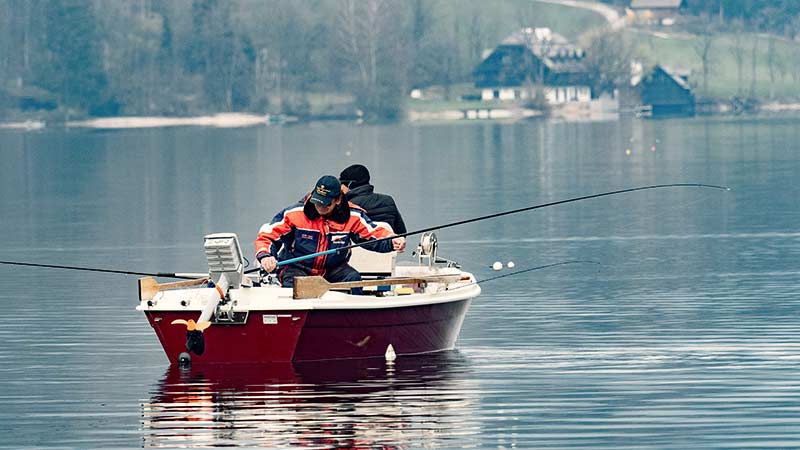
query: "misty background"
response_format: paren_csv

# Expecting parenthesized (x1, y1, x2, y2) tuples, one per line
(1, 0, 799, 122)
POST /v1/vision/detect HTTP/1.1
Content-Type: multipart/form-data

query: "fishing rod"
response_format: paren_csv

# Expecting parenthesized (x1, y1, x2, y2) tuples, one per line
(245, 183, 729, 274)
(0, 260, 200, 280)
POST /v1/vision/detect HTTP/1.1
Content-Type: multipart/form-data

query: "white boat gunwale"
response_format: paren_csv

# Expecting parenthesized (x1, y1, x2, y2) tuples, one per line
(137, 276, 480, 313)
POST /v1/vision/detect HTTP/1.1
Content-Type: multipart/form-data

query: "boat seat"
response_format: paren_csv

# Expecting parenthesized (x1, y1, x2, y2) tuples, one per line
(349, 247, 396, 277)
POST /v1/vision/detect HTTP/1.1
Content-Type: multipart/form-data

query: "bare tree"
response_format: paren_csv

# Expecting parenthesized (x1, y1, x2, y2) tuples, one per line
(335, 0, 378, 95)
(408, 0, 433, 84)
(467, 9, 485, 68)
(749, 34, 759, 98)
(691, 15, 716, 96)
(581, 29, 635, 97)
(793, 45, 800, 88)
(510, 27, 549, 106)
(766, 34, 776, 99)
(729, 18, 746, 95)
(334, 0, 405, 118)
(792, 15, 800, 87)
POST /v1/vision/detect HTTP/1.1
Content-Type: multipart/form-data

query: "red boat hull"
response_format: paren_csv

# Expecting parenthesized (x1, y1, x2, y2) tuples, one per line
(145, 299, 471, 364)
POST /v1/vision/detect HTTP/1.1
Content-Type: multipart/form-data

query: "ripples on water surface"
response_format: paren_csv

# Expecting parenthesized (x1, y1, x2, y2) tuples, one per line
(1, 118, 800, 447)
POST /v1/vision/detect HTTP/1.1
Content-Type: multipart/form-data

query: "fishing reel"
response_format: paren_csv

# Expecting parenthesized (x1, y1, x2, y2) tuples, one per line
(416, 232, 438, 267)
(260, 271, 281, 286)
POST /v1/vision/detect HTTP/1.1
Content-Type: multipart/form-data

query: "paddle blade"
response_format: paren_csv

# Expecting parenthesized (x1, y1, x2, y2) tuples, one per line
(171, 319, 202, 331)
(139, 277, 159, 301)
(293, 276, 331, 299)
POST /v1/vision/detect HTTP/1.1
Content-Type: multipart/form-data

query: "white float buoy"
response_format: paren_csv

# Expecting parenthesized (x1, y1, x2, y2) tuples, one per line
(492, 261, 503, 271)
(385, 344, 396, 362)
(507, 261, 515, 269)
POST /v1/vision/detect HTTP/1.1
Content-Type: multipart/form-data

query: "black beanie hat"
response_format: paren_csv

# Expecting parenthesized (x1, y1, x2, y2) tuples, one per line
(340, 164, 370, 188)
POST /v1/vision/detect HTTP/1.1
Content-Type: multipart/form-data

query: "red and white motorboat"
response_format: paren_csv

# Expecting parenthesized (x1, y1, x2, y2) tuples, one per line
(137, 233, 480, 365)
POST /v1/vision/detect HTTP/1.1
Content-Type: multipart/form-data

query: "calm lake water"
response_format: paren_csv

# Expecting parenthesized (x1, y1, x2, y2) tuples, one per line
(1, 116, 800, 448)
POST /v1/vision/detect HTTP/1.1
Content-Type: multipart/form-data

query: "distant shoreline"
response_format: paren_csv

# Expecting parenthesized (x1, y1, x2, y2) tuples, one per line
(3, 101, 800, 131)
(0, 112, 281, 131)
(67, 113, 270, 129)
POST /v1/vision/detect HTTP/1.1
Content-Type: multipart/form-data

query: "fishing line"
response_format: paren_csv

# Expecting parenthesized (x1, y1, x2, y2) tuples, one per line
(637, 191, 721, 225)
(475, 260, 602, 284)
(595, 191, 724, 277)
(449, 260, 603, 291)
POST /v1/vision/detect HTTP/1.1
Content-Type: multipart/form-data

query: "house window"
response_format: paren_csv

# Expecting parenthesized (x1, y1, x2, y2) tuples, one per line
(493, 89, 500, 99)
(499, 89, 515, 100)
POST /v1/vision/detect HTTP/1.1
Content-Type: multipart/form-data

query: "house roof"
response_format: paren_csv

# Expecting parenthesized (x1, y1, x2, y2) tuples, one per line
(632, 65, 691, 90)
(658, 65, 690, 90)
(630, 0, 683, 9)
(500, 28, 586, 73)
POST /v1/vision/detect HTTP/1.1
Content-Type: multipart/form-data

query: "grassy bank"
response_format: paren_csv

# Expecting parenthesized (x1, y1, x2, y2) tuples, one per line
(628, 29, 800, 101)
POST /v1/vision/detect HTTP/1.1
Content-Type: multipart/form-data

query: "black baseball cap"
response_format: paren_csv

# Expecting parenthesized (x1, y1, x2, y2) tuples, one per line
(309, 175, 342, 206)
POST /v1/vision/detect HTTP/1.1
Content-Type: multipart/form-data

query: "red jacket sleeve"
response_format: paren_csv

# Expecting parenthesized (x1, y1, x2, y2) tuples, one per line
(254, 205, 299, 260)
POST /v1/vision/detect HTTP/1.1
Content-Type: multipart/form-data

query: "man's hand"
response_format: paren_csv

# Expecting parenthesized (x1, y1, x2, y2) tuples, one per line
(392, 237, 406, 253)
(260, 256, 278, 272)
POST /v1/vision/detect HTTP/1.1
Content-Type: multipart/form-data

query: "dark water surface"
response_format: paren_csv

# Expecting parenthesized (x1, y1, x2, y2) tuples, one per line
(1, 117, 799, 448)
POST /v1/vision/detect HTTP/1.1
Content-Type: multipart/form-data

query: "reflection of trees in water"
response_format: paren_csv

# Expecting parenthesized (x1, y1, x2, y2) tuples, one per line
(141, 352, 480, 448)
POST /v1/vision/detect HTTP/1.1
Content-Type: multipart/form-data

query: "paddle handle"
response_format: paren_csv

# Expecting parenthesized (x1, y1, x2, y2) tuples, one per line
(327, 277, 433, 290)
(327, 274, 469, 290)
(139, 277, 208, 301)
(160, 278, 208, 289)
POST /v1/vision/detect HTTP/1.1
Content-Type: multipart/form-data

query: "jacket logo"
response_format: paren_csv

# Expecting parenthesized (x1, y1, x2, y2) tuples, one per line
(331, 235, 346, 244)
(300, 233, 314, 240)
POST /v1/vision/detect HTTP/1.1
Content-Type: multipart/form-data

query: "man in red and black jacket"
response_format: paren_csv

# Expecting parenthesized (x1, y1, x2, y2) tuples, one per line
(255, 175, 406, 288)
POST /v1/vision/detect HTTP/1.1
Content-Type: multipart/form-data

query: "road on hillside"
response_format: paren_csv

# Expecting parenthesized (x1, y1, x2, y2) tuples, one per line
(532, 0, 625, 30)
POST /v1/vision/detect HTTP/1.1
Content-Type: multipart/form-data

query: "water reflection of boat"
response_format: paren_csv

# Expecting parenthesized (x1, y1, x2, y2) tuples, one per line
(141, 352, 480, 448)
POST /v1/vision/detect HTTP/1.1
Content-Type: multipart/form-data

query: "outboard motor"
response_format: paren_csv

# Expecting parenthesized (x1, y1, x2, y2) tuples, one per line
(171, 233, 246, 361)
(179, 233, 244, 356)
(204, 233, 244, 289)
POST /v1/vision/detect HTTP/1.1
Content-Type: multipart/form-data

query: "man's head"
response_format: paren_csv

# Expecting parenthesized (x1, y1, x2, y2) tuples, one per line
(339, 164, 370, 190)
(309, 175, 343, 215)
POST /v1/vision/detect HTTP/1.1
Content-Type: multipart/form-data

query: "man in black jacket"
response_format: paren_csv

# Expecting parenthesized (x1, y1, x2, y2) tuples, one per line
(339, 164, 407, 234)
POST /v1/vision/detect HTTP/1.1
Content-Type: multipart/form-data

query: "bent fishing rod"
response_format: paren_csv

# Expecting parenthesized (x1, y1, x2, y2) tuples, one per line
(245, 182, 729, 274)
